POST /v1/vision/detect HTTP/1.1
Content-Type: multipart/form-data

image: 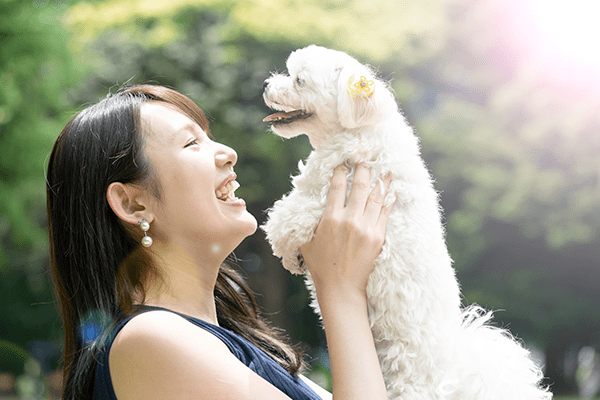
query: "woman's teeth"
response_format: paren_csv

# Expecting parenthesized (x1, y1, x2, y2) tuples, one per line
(216, 180, 240, 201)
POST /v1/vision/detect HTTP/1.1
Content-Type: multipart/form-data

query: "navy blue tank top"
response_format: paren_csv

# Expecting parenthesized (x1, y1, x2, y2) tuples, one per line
(92, 306, 322, 399)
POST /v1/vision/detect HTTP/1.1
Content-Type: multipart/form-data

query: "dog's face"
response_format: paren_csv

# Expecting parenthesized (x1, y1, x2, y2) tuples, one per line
(263, 45, 397, 148)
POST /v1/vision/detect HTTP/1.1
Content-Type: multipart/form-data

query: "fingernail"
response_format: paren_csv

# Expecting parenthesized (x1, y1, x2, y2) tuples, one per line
(378, 179, 385, 196)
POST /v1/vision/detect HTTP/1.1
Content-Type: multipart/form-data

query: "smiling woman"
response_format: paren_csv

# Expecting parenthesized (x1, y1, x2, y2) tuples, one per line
(46, 85, 308, 399)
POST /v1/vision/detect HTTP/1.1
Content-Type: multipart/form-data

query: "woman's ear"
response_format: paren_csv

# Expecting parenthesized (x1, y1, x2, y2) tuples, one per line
(106, 182, 153, 225)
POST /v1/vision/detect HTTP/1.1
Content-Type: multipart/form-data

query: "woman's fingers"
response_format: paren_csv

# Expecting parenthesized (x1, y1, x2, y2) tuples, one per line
(327, 163, 393, 221)
(345, 163, 372, 212)
(324, 165, 349, 214)
(364, 172, 392, 220)
(376, 200, 393, 242)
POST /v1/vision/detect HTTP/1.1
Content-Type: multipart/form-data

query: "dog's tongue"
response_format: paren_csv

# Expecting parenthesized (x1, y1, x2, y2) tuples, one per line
(263, 109, 305, 122)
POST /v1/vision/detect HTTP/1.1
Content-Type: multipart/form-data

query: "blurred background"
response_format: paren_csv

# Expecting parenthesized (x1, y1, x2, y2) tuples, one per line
(1, 0, 599, 398)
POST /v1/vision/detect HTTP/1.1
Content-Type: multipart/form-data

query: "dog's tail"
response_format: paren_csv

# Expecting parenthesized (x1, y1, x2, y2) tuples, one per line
(439, 305, 553, 399)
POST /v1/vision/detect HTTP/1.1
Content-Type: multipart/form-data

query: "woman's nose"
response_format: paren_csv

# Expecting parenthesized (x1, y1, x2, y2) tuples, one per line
(215, 144, 237, 168)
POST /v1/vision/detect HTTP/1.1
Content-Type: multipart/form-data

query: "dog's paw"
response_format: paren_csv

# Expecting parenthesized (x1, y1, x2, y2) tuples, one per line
(283, 253, 308, 275)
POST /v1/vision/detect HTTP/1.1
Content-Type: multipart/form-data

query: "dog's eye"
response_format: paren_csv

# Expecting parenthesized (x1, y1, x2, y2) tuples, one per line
(296, 77, 304, 87)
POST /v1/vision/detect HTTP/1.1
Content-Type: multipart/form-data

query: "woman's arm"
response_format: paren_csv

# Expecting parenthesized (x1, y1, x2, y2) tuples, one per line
(300, 163, 392, 400)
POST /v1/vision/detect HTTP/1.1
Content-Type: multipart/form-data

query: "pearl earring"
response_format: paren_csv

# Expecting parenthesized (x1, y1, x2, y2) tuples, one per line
(138, 219, 152, 247)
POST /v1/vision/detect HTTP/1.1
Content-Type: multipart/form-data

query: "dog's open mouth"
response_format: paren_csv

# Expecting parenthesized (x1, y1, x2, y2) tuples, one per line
(263, 109, 313, 125)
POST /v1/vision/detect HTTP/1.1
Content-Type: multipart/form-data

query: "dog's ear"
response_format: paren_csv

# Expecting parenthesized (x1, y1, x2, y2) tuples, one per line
(337, 66, 397, 129)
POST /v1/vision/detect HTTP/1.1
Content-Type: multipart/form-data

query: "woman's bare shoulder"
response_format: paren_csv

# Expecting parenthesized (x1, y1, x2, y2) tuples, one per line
(109, 310, 290, 400)
(111, 310, 221, 348)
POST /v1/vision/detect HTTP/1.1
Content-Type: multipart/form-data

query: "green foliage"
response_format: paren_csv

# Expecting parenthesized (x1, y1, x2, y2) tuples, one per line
(558, 396, 600, 400)
(66, 0, 449, 62)
(0, 0, 82, 262)
(0, 0, 83, 362)
(0, 339, 29, 375)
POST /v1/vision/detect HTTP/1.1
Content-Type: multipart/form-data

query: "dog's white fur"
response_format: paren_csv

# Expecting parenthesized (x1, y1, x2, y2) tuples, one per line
(261, 45, 551, 400)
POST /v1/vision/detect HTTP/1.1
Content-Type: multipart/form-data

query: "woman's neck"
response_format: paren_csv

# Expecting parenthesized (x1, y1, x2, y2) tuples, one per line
(143, 242, 224, 325)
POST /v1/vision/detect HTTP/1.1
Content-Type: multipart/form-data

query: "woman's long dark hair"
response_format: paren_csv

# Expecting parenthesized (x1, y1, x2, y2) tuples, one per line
(46, 85, 304, 399)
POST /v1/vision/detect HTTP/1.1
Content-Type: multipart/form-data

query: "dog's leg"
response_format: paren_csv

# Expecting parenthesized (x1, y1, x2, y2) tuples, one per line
(262, 187, 326, 274)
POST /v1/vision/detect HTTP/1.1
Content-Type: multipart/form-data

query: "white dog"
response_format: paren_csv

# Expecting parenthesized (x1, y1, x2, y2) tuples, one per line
(261, 45, 551, 400)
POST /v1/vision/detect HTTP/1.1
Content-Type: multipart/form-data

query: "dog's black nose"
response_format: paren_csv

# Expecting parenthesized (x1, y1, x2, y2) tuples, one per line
(263, 79, 269, 91)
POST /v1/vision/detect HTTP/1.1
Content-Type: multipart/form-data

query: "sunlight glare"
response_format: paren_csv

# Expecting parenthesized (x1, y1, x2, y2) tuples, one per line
(525, 0, 600, 69)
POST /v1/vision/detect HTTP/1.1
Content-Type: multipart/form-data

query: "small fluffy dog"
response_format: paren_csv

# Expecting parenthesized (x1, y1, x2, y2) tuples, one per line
(261, 45, 551, 399)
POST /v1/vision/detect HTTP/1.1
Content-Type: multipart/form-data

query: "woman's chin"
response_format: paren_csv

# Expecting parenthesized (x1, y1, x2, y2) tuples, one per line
(226, 209, 257, 240)
(241, 212, 258, 236)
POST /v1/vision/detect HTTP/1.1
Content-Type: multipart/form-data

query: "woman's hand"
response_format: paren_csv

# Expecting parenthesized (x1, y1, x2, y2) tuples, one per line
(300, 163, 392, 297)
(299, 163, 392, 400)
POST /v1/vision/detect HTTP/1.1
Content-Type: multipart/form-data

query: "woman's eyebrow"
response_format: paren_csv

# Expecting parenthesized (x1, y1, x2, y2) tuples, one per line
(174, 122, 207, 142)
(178, 123, 200, 135)
(176, 120, 213, 139)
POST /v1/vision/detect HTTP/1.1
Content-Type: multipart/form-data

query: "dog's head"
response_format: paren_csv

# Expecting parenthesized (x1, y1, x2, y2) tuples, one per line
(263, 45, 397, 148)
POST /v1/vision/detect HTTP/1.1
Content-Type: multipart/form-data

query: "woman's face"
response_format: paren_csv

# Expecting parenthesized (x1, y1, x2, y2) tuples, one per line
(139, 102, 257, 259)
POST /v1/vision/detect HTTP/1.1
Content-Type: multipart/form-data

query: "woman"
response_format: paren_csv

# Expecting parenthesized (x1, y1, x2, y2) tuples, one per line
(46, 84, 391, 399)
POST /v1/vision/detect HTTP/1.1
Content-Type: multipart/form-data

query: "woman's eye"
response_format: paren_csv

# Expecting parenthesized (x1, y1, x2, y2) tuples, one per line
(185, 139, 198, 148)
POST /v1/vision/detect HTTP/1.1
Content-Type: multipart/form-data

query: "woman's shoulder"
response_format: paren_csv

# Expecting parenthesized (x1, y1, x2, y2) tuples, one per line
(111, 309, 226, 354)
(108, 310, 227, 398)
(112, 309, 218, 343)
(108, 310, 291, 400)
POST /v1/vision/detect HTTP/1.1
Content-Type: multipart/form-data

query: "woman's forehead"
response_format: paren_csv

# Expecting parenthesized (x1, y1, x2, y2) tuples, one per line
(140, 102, 203, 143)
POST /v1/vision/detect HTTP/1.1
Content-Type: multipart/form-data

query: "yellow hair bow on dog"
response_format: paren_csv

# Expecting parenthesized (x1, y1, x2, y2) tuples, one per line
(347, 75, 375, 98)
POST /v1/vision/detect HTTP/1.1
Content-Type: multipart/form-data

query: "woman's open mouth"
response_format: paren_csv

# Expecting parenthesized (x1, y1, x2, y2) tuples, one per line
(215, 180, 240, 202)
